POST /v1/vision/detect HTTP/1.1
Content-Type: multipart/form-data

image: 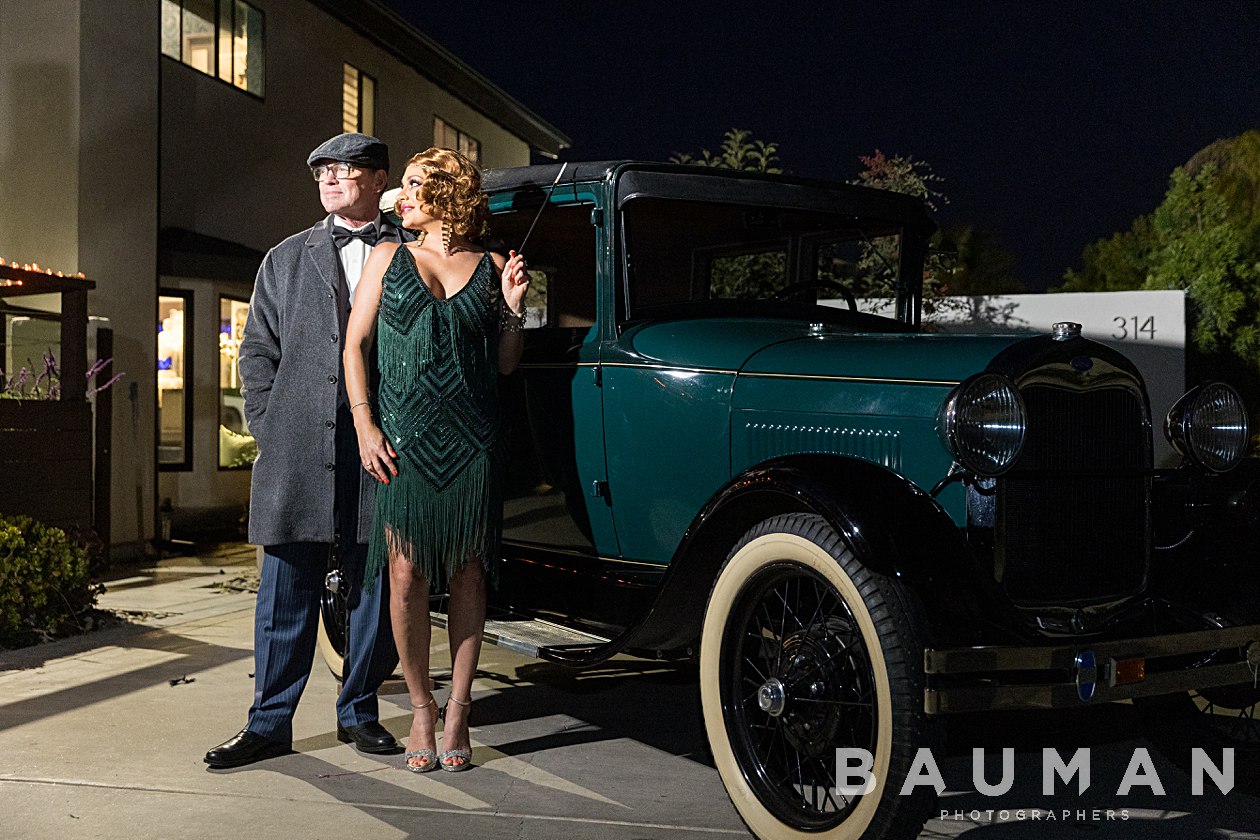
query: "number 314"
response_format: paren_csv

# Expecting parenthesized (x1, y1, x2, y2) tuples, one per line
(1113, 316, 1156, 340)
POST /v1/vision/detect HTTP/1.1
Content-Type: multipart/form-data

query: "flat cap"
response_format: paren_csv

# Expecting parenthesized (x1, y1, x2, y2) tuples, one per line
(306, 132, 389, 171)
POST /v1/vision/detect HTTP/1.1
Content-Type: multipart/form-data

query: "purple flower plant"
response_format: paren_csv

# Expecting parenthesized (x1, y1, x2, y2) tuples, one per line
(1, 350, 124, 400)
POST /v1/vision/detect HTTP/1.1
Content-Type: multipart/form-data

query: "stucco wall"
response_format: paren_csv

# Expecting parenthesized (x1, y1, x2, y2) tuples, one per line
(159, 0, 532, 255)
(80, 0, 160, 551)
(0, 0, 81, 274)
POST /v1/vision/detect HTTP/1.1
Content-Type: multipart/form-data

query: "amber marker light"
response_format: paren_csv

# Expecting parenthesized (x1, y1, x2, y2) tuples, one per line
(1110, 657, 1146, 686)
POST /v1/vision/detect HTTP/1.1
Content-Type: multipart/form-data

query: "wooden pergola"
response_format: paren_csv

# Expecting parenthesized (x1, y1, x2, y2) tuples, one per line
(0, 262, 95, 400)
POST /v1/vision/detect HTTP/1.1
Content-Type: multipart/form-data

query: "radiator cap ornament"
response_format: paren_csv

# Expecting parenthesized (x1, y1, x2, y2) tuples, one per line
(1051, 322, 1082, 341)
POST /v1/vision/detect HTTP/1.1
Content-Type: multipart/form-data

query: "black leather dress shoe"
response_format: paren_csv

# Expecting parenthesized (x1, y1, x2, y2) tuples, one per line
(336, 720, 399, 754)
(204, 729, 292, 768)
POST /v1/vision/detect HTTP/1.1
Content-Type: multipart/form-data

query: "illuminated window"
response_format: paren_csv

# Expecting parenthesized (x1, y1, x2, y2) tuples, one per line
(434, 116, 481, 163)
(219, 296, 257, 468)
(158, 292, 192, 470)
(343, 64, 376, 135)
(161, 0, 264, 96)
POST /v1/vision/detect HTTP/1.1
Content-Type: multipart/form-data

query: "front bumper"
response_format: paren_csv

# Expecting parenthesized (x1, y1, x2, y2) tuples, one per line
(924, 623, 1260, 714)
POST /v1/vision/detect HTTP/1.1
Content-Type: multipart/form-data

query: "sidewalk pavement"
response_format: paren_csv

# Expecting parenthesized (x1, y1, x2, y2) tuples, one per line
(3, 544, 1260, 840)
(0, 545, 750, 840)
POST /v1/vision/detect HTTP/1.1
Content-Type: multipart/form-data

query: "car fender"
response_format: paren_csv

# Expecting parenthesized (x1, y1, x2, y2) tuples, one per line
(622, 454, 979, 653)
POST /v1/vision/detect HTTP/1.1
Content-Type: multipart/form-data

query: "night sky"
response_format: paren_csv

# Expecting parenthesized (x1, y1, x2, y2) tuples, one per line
(382, 1, 1260, 291)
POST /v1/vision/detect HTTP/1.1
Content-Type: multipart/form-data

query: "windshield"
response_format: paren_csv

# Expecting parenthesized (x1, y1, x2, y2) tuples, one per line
(621, 196, 912, 329)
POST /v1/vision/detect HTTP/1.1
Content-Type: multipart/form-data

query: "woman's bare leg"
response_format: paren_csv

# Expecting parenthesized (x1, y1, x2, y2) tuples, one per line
(389, 548, 436, 768)
(440, 558, 486, 767)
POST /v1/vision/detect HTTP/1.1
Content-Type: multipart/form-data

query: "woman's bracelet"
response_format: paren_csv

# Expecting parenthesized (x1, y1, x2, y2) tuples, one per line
(500, 300, 526, 333)
(350, 401, 371, 413)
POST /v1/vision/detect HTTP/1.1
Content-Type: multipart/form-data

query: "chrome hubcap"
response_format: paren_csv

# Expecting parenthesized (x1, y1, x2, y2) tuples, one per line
(758, 677, 787, 717)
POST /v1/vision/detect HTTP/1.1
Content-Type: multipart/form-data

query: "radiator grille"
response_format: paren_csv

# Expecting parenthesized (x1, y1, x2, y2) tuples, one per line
(997, 385, 1149, 605)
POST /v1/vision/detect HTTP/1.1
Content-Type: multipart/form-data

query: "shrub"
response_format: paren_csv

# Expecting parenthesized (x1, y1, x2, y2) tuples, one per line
(0, 514, 100, 647)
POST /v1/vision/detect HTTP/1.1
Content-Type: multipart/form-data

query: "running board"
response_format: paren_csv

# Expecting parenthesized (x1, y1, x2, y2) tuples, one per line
(430, 610, 610, 660)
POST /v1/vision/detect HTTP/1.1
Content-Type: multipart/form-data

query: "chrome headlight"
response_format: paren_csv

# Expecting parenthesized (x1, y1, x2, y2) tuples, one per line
(939, 373, 1027, 476)
(1164, 382, 1249, 472)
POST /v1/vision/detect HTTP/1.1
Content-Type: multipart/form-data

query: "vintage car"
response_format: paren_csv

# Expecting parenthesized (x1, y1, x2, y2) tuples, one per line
(319, 162, 1260, 840)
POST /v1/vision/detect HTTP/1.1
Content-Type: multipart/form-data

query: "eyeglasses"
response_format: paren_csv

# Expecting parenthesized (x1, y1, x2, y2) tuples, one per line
(311, 162, 361, 181)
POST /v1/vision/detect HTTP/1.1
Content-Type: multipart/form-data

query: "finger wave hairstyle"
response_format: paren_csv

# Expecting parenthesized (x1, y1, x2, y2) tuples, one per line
(404, 147, 489, 239)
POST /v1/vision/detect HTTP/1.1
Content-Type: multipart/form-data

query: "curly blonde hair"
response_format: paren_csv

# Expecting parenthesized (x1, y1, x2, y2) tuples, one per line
(399, 147, 489, 239)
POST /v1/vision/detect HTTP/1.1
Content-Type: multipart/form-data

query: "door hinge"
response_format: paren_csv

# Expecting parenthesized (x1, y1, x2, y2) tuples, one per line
(590, 208, 604, 227)
(592, 365, 602, 387)
(590, 480, 610, 499)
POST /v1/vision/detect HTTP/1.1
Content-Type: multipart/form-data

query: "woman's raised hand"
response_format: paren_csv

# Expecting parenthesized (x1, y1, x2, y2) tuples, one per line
(502, 250, 530, 315)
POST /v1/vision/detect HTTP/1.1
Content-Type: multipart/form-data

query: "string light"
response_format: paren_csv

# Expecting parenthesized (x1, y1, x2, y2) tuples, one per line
(1, 258, 86, 281)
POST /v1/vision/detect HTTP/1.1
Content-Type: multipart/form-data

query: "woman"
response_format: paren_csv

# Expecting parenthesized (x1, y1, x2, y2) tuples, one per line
(343, 147, 528, 772)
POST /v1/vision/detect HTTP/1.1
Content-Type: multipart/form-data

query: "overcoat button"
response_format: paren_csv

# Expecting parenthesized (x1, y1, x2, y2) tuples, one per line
(328, 375, 337, 384)
(331, 333, 338, 342)
(325, 462, 335, 471)
(325, 420, 335, 429)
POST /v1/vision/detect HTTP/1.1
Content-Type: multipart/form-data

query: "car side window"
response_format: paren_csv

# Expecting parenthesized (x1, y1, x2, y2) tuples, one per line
(485, 202, 597, 330)
(621, 197, 904, 321)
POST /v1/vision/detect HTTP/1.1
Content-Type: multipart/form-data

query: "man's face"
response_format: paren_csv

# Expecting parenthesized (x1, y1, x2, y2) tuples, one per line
(313, 160, 388, 219)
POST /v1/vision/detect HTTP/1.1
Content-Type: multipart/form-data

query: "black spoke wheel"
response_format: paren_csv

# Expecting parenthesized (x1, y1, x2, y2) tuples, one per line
(725, 564, 876, 829)
(316, 548, 348, 681)
(1139, 678, 1260, 794)
(700, 513, 935, 840)
(1188, 687, 1260, 751)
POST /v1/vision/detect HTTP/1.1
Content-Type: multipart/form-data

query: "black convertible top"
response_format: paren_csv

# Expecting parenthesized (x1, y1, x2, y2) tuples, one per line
(480, 161, 934, 232)
(481, 161, 627, 192)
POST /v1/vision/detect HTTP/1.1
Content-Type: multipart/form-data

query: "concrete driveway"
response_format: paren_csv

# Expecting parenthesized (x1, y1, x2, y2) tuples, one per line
(2, 544, 1258, 840)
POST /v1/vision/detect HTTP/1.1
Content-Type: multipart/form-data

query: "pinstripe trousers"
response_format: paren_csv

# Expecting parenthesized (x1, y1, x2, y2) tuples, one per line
(246, 406, 398, 741)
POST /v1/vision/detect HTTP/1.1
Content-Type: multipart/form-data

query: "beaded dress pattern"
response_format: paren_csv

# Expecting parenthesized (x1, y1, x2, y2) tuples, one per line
(366, 245, 502, 590)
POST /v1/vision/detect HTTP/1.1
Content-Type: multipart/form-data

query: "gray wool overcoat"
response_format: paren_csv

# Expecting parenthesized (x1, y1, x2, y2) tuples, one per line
(239, 215, 409, 546)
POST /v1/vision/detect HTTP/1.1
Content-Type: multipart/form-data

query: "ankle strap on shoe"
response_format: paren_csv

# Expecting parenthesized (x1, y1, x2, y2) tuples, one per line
(411, 696, 436, 710)
(447, 696, 472, 707)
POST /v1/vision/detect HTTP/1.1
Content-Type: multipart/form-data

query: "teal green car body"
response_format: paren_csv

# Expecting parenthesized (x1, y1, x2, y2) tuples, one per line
(478, 160, 1256, 652)
(605, 319, 1026, 562)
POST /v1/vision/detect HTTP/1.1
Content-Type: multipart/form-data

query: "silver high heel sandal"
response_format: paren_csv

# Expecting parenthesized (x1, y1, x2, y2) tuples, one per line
(404, 697, 438, 773)
(439, 696, 473, 772)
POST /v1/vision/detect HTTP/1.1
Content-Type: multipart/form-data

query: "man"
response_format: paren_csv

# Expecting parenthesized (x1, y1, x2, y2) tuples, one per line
(205, 133, 405, 768)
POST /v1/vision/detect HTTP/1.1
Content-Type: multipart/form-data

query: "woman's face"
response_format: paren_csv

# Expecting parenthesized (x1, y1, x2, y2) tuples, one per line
(397, 163, 441, 228)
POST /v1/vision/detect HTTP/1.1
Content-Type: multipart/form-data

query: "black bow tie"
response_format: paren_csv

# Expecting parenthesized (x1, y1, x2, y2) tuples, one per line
(331, 224, 381, 248)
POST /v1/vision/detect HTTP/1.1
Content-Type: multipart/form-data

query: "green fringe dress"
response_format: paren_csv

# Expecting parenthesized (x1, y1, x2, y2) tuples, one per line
(366, 245, 502, 591)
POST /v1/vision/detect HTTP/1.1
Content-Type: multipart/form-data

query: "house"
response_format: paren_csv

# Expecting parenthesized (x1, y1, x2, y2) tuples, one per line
(0, 0, 569, 556)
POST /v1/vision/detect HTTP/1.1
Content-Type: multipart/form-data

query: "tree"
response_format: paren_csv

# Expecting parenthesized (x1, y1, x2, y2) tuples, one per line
(1060, 129, 1260, 296)
(1187, 129, 1260, 249)
(1143, 164, 1260, 363)
(850, 149, 948, 211)
(670, 129, 785, 298)
(847, 150, 956, 312)
(938, 224, 1025, 297)
(1056, 215, 1154, 293)
(1060, 153, 1260, 370)
(670, 128, 782, 173)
